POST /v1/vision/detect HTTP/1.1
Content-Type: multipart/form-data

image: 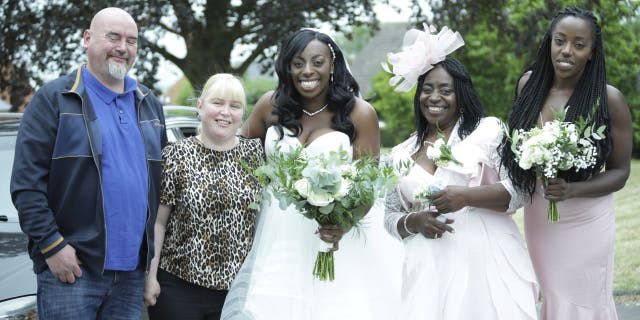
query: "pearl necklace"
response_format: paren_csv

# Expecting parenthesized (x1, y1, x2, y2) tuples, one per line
(302, 104, 328, 117)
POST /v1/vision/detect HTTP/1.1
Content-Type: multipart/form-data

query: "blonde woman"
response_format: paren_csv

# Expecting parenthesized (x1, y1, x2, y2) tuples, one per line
(144, 74, 264, 320)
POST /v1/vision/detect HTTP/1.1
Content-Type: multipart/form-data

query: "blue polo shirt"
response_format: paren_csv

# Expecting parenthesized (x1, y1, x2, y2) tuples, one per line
(82, 67, 148, 270)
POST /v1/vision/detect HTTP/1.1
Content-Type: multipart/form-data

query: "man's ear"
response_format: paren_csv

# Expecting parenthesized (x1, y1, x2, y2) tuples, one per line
(82, 29, 91, 50)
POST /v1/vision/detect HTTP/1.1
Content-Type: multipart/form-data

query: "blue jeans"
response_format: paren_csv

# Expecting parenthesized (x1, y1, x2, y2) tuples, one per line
(36, 265, 145, 320)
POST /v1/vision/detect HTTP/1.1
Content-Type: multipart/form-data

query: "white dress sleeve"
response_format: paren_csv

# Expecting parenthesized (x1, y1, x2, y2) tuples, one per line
(481, 117, 531, 213)
(383, 136, 419, 240)
(384, 187, 407, 240)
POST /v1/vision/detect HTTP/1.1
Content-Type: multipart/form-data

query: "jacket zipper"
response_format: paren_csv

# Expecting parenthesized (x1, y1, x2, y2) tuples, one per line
(135, 93, 153, 271)
(76, 91, 109, 274)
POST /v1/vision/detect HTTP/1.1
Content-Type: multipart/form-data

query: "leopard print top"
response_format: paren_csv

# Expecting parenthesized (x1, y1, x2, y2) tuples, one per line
(159, 136, 264, 290)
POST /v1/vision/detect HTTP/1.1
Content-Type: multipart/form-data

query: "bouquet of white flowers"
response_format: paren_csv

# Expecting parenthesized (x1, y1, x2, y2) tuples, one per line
(252, 144, 401, 281)
(504, 107, 605, 222)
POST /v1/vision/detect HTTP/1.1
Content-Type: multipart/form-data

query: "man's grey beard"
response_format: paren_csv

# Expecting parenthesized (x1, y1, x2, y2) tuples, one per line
(108, 63, 129, 80)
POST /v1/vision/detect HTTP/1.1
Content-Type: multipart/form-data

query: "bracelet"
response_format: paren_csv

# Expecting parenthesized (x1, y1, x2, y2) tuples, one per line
(403, 212, 416, 235)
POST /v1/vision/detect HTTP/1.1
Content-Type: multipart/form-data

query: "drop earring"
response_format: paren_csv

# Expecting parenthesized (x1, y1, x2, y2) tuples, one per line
(330, 72, 334, 83)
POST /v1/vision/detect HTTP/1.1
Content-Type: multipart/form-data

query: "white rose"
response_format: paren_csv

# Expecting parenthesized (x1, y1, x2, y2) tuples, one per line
(306, 190, 333, 207)
(522, 137, 540, 151)
(539, 130, 557, 144)
(540, 148, 553, 162)
(426, 139, 444, 160)
(294, 178, 312, 198)
(519, 155, 532, 170)
(294, 178, 333, 207)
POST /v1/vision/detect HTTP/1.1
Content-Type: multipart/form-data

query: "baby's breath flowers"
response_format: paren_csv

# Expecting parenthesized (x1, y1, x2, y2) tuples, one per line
(504, 107, 606, 222)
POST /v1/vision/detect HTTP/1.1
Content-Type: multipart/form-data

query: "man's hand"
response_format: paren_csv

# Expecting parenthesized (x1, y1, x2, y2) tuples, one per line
(45, 244, 82, 283)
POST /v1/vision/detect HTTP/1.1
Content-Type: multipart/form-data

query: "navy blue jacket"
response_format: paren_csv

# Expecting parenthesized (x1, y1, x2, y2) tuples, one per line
(10, 66, 168, 274)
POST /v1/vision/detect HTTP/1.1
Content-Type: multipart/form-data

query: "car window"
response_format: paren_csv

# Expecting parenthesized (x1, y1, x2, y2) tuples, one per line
(179, 126, 198, 138)
(166, 128, 179, 142)
(164, 106, 200, 143)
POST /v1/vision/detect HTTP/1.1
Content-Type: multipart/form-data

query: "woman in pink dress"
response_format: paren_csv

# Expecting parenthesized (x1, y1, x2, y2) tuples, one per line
(500, 6, 633, 319)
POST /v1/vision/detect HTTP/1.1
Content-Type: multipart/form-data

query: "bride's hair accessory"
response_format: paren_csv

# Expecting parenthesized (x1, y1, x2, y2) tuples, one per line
(327, 43, 336, 62)
(382, 24, 465, 92)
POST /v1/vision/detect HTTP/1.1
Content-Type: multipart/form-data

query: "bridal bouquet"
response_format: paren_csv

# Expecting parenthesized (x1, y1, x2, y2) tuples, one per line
(253, 145, 401, 281)
(504, 107, 605, 222)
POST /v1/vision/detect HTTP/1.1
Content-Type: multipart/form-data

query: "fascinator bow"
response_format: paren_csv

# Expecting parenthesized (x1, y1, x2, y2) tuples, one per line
(382, 24, 465, 92)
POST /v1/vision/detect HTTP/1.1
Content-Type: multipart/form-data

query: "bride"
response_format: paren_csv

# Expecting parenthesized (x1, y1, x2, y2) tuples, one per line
(221, 29, 403, 320)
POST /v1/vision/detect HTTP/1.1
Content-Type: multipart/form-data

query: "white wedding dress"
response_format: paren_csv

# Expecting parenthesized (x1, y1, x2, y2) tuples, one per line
(221, 126, 403, 320)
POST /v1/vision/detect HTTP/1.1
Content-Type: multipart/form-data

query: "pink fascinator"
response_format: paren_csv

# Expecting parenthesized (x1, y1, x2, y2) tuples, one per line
(382, 24, 465, 92)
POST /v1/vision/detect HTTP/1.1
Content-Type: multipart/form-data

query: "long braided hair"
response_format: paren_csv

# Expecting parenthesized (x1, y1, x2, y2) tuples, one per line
(271, 29, 359, 142)
(414, 58, 484, 148)
(500, 6, 612, 197)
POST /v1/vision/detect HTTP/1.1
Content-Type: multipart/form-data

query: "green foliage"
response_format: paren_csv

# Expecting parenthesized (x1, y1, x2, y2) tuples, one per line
(612, 159, 640, 293)
(369, 71, 415, 148)
(242, 76, 276, 119)
(171, 78, 195, 106)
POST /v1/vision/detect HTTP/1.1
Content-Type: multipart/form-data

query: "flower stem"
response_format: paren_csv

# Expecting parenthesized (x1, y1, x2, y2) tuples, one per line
(313, 251, 335, 281)
(547, 200, 559, 222)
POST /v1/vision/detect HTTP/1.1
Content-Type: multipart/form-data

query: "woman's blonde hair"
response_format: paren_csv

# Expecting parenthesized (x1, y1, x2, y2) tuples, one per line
(198, 73, 246, 107)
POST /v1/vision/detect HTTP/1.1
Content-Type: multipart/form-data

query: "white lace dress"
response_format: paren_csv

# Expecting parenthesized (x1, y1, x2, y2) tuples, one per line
(384, 117, 539, 320)
(221, 126, 403, 320)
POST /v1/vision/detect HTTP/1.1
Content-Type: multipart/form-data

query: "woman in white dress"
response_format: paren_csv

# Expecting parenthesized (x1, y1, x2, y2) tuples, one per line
(382, 26, 538, 320)
(221, 29, 403, 320)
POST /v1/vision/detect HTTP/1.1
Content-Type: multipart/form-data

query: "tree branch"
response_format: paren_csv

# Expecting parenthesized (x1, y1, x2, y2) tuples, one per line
(144, 39, 185, 70)
(235, 41, 270, 74)
(232, 0, 257, 34)
(170, 0, 195, 35)
(158, 21, 180, 35)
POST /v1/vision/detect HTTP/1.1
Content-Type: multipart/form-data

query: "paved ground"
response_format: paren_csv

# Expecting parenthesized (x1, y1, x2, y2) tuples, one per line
(534, 303, 640, 319)
(141, 300, 640, 319)
(617, 303, 640, 319)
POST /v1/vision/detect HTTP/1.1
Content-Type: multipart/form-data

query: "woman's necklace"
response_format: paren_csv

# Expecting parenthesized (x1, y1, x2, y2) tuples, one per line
(302, 104, 328, 117)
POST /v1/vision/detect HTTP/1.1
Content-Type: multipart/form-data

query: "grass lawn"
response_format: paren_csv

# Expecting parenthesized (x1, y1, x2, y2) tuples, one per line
(612, 159, 640, 300)
(512, 159, 640, 301)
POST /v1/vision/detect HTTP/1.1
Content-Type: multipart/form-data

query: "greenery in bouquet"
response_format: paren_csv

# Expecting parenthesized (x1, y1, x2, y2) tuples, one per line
(413, 180, 446, 211)
(503, 106, 606, 222)
(251, 143, 401, 280)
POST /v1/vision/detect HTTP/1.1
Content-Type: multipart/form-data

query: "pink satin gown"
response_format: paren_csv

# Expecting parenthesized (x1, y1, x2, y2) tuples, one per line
(524, 184, 617, 319)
